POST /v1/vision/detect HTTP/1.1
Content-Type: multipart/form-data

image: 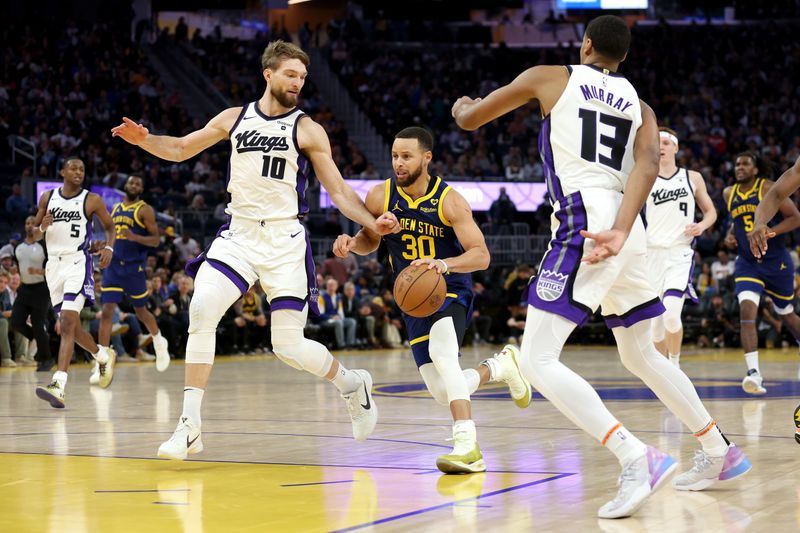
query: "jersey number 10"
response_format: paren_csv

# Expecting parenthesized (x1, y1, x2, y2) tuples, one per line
(261, 155, 287, 180)
(578, 109, 633, 171)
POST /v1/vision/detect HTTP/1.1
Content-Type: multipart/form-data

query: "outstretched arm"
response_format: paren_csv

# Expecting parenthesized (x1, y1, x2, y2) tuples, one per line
(110, 107, 240, 162)
(300, 118, 398, 236)
(581, 100, 660, 263)
(451, 65, 567, 131)
(332, 184, 386, 258)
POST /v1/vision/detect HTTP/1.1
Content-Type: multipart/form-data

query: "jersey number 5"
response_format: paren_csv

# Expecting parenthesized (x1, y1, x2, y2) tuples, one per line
(578, 109, 633, 171)
(401, 234, 436, 260)
(743, 215, 753, 232)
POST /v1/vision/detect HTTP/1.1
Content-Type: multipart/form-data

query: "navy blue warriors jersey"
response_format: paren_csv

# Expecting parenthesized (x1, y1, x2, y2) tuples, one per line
(727, 178, 786, 263)
(382, 176, 473, 311)
(111, 200, 150, 264)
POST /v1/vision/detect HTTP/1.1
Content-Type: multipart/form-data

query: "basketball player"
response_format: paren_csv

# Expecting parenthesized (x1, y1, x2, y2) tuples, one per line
(645, 127, 717, 368)
(451, 15, 750, 518)
(31, 157, 117, 408)
(723, 152, 800, 395)
(111, 40, 399, 460)
(333, 127, 533, 474)
(746, 155, 800, 443)
(94, 174, 170, 382)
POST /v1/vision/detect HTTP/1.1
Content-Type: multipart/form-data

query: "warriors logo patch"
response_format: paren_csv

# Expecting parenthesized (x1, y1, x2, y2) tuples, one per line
(535, 269, 568, 302)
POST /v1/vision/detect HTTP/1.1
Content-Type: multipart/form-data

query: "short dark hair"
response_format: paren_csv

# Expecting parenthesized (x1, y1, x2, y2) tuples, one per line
(395, 127, 434, 152)
(61, 156, 83, 169)
(736, 151, 758, 166)
(585, 15, 631, 62)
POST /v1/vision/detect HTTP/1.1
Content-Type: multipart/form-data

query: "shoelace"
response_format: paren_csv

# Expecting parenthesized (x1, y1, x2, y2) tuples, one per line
(343, 392, 363, 418)
(689, 450, 712, 473)
(609, 459, 644, 505)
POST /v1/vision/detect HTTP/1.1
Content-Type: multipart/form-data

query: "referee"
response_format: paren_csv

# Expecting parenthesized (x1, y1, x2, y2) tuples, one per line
(12, 216, 53, 371)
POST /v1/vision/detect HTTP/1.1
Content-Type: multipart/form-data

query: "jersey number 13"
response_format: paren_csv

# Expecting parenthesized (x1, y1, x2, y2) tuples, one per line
(578, 109, 633, 171)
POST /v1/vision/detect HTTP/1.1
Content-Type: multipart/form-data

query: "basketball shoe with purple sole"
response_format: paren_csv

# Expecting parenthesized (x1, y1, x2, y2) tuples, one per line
(672, 444, 752, 491)
(598, 446, 677, 519)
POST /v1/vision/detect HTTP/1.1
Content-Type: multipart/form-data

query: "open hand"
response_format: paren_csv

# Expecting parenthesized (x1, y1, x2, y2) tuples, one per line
(411, 257, 447, 274)
(580, 228, 627, 264)
(747, 222, 776, 259)
(111, 117, 149, 145)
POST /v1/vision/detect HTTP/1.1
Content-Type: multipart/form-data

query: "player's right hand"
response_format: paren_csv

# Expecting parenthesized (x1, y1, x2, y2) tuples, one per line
(747, 223, 776, 258)
(723, 232, 738, 250)
(111, 117, 149, 145)
(333, 234, 355, 258)
(40, 213, 53, 231)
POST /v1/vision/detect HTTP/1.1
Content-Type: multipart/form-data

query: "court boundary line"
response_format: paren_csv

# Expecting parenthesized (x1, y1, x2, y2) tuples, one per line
(329, 472, 576, 532)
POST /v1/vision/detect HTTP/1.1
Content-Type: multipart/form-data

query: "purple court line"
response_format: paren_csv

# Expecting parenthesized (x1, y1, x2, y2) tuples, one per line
(95, 489, 190, 493)
(281, 480, 355, 487)
(330, 473, 576, 533)
(153, 502, 189, 505)
(0, 450, 574, 476)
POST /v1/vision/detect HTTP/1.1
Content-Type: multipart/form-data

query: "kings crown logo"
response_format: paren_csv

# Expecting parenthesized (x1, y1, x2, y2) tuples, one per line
(536, 269, 568, 302)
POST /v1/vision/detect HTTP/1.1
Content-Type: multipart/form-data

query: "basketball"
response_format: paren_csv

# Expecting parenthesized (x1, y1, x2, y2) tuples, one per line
(393, 264, 447, 318)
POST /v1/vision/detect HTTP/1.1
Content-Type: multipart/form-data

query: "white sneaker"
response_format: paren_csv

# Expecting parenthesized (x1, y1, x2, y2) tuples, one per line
(742, 369, 766, 395)
(1, 358, 17, 368)
(89, 362, 100, 385)
(491, 344, 533, 408)
(153, 335, 170, 372)
(35, 380, 65, 408)
(342, 369, 377, 441)
(97, 347, 116, 389)
(598, 446, 677, 519)
(672, 444, 752, 491)
(157, 416, 203, 460)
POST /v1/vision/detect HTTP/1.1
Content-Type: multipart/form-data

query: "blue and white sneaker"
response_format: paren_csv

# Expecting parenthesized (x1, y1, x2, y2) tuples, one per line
(598, 446, 677, 519)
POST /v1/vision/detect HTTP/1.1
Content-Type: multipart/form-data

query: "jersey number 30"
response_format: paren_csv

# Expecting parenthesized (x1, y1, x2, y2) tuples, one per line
(401, 234, 436, 260)
(578, 109, 633, 171)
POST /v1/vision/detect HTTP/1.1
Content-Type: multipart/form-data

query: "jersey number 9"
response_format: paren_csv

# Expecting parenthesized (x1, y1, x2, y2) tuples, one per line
(401, 234, 436, 260)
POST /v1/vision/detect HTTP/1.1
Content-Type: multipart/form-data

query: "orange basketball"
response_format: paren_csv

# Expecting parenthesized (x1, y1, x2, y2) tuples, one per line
(393, 264, 447, 318)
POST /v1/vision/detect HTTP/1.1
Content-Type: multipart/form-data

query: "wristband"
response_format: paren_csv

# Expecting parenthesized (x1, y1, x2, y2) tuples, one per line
(37, 225, 46, 233)
(104, 246, 114, 252)
(435, 259, 449, 273)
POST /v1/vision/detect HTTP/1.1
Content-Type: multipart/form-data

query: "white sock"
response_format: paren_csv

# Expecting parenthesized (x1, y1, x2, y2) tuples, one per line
(93, 346, 109, 364)
(693, 420, 728, 457)
(481, 358, 501, 382)
(669, 353, 680, 364)
(330, 363, 361, 394)
(463, 368, 480, 394)
(53, 371, 68, 388)
(182, 387, 204, 426)
(453, 419, 477, 453)
(744, 351, 759, 373)
(604, 423, 647, 467)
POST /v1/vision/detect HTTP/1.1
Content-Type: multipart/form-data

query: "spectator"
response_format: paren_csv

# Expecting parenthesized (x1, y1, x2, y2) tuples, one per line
(231, 286, 269, 354)
(711, 250, 735, 282)
(5, 184, 31, 226)
(488, 187, 517, 235)
(0, 272, 16, 367)
(164, 276, 193, 357)
(320, 250, 349, 287)
(318, 278, 356, 349)
(0, 233, 21, 260)
(174, 231, 201, 265)
(697, 294, 737, 348)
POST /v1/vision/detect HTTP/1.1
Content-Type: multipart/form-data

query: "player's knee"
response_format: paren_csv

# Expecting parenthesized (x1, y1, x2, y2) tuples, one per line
(419, 363, 449, 406)
(188, 290, 227, 334)
(663, 311, 682, 334)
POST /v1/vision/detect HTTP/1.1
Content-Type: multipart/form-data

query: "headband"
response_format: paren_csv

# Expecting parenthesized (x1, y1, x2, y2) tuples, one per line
(659, 131, 678, 146)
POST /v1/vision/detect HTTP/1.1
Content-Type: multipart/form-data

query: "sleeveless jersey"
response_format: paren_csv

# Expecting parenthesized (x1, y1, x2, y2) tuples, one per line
(111, 200, 149, 263)
(226, 103, 311, 221)
(382, 176, 472, 298)
(645, 168, 696, 248)
(45, 188, 92, 256)
(541, 64, 643, 202)
(728, 178, 785, 263)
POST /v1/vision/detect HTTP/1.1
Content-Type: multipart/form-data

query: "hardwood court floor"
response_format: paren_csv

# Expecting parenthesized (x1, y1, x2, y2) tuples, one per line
(1, 344, 798, 533)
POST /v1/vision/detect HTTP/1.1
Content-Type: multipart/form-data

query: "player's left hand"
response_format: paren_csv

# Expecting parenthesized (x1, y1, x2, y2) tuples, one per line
(333, 234, 355, 258)
(451, 96, 482, 121)
(375, 212, 400, 235)
(411, 257, 448, 274)
(747, 222, 776, 259)
(683, 223, 704, 237)
(96, 247, 113, 269)
(580, 228, 627, 264)
(120, 228, 135, 240)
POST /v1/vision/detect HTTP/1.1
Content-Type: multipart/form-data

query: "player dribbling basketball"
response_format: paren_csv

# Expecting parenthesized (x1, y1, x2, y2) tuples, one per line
(333, 127, 532, 473)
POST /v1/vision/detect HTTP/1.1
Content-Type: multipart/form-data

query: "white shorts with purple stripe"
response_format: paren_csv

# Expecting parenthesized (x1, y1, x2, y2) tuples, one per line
(646, 245, 698, 303)
(200, 217, 319, 315)
(529, 189, 664, 328)
(45, 251, 95, 314)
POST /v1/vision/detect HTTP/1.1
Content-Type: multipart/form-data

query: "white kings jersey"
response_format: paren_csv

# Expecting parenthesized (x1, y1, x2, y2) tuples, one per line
(226, 104, 311, 221)
(645, 168, 695, 248)
(542, 64, 643, 202)
(44, 188, 93, 256)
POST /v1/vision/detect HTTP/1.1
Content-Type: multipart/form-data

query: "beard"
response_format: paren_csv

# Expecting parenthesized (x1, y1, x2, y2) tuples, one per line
(125, 191, 140, 202)
(271, 86, 298, 108)
(395, 163, 424, 188)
